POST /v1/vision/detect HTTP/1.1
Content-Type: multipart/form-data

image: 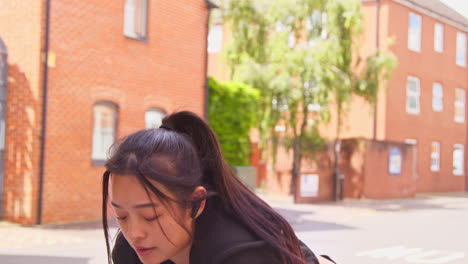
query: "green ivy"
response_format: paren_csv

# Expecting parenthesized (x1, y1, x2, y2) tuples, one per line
(208, 77, 259, 166)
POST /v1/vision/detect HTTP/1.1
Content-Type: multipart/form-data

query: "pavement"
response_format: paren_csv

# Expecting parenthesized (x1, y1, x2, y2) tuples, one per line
(0, 193, 467, 263)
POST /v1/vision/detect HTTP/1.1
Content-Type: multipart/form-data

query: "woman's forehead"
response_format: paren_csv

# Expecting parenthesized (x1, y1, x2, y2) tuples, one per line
(109, 174, 171, 205)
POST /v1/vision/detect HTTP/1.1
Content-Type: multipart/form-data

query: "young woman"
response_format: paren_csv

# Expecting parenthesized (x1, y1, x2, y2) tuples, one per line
(102, 111, 335, 264)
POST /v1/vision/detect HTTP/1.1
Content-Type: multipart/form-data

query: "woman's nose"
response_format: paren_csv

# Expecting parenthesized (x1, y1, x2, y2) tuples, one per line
(126, 220, 147, 242)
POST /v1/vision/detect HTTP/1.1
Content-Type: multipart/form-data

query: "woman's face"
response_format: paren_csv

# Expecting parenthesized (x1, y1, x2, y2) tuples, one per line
(110, 174, 194, 264)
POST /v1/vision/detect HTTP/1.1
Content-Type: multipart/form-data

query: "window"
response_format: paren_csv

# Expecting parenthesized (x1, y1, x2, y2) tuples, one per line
(406, 76, 420, 114)
(434, 23, 444, 53)
(432, 82, 443, 112)
(306, 10, 327, 45)
(124, 0, 148, 40)
(453, 144, 464, 175)
(456, 32, 467, 67)
(208, 24, 223, 53)
(276, 18, 295, 48)
(92, 102, 117, 163)
(408, 13, 422, 52)
(454, 88, 465, 123)
(145, 108, 166, 129)
(430, 142, 440, 172)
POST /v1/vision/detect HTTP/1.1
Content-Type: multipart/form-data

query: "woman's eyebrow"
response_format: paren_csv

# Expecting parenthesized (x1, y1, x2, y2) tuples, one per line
(111, 201, 159, 209)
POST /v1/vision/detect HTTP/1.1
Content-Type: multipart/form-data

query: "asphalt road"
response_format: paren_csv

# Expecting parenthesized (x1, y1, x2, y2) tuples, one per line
(0, 193, 466, 264)
(272, 193, 468, 264)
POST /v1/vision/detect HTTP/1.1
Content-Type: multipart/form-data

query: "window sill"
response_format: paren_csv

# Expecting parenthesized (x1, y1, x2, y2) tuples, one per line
(408, 48, 421, 53)
(92, 159, 106, 167)
(124, 35, 148, 43)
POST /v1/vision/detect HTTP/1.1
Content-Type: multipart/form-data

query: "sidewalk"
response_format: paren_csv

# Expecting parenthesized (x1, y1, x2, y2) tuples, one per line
(259, 192, 468, 225)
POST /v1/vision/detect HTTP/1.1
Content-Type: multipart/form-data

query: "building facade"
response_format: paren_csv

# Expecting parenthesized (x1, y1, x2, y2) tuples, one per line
(208, 0, 468, 198)
(361, 0, 468, 193)
(0, 0, 210, 224)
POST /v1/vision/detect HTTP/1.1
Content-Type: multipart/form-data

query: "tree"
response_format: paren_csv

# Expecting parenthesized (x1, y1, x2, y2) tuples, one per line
(218, 0, 396, 197)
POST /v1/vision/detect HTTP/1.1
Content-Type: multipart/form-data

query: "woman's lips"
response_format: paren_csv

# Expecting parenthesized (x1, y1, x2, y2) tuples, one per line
(136, 247, 156, 256)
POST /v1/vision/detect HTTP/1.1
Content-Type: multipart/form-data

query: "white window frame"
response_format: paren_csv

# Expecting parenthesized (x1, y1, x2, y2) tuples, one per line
(453, 144, 464, 176)
(432, 82, 443, 112)
(408, 13, 422, 52)
(454, 88, 465, 123)
(406, 76, 421, 115)
(307, 10, 327, 45)
(434, 23, 444, 53)
(123, 0, 148, 40)
(145, 108, 166, 129)
(456, 32, 467, 67)
(430, 141, 440, 172)
(208, 24, 223, 53)
(92, 102, 117, 163)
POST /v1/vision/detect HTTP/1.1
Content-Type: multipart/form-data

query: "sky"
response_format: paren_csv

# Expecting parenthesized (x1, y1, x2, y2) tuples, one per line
(440, 0, 468, 19)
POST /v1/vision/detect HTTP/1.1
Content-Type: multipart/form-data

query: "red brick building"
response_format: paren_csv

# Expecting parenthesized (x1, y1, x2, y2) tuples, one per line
(358, 0, 468, 193)
(0, 0, 210, 224)
(208, 0, 468, 199)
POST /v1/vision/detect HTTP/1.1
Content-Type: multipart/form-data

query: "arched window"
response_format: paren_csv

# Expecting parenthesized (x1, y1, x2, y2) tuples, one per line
(92, 102, 117, 163)
(145, 108, 165, 129)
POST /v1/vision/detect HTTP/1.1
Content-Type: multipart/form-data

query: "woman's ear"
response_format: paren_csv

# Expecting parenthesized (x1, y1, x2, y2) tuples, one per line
(191, 186, 207, 219)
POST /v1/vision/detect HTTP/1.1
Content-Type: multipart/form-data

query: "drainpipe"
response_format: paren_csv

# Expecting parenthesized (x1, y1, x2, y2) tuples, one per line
(37, 0, 51, 225)
(372, 0, 380, 140)
(204, 0, 218, 120)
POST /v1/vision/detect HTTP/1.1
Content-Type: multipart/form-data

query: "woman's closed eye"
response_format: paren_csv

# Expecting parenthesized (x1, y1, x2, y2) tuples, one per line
(144, 215, 160, 222)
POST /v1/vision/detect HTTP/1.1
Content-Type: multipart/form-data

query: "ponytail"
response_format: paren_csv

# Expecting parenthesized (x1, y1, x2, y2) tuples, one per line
(161, 111, 305, 264)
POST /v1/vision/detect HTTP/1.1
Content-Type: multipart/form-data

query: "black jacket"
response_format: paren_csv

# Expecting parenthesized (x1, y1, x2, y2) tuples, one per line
(112, 198, 323, 264)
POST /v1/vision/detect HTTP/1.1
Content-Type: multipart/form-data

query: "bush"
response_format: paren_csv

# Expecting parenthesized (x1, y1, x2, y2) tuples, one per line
(208, 77, 259, 166)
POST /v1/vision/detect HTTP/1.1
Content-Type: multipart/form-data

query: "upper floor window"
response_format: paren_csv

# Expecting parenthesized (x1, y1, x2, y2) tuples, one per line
(454, 88, 465, 123)
(408, 13, 422, 52)
(145, 108, 166, 129)
(208, 24, 223, 53)
(430, 141, 440, 172)
(406, 76, 420, 115)
(432, 82, 443, 112)
(456, 32, 467, 67)
(275, 18, 295, 48)
(124, 0, 148, 40)
(453, 144, 464, 175)
(306, 10, 327, 45)
(434, 23, 444, 53)
(92, 102, 117, 163)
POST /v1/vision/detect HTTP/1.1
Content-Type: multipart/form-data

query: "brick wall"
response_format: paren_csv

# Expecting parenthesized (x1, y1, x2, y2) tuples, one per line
(40, 0, 208, 224)
(1, 0, 208, 224)
(0, 0, 45, 225)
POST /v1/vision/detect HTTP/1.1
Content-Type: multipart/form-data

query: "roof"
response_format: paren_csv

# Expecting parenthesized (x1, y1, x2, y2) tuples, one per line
(400, 0, 468, 29)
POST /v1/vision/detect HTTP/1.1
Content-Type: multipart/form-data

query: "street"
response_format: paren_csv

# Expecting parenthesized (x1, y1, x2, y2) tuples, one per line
(0, 193, 466, 264)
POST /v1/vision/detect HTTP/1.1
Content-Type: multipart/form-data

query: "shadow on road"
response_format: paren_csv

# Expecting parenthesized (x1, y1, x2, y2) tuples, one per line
(275, 207, 356, 232)
(335, 193, 468, 212)
(0, 254, 89, 264)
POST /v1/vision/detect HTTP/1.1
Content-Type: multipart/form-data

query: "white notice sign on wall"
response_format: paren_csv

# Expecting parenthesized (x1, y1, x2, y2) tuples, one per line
(300, 174, 319, 197)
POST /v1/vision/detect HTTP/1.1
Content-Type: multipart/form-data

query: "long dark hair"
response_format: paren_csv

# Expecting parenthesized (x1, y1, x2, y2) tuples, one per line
(102, 111, 305, 263)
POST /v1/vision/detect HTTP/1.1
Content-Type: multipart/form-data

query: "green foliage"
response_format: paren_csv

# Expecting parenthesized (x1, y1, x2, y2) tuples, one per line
(208, 77, 260, 166)
(283, 125, 325, 159)
(218, 0, 397, 193)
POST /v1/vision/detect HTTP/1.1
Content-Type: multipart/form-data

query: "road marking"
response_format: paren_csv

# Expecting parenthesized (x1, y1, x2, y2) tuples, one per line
(356, 246, 466, 263)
